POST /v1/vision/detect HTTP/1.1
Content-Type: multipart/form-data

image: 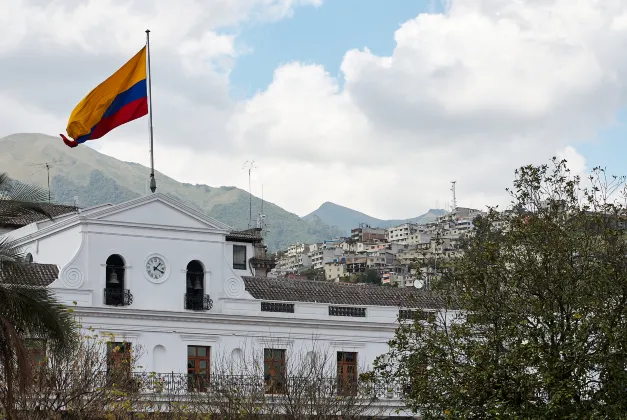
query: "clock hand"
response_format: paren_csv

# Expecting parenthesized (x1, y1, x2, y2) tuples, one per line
(153, 266, 164, 274)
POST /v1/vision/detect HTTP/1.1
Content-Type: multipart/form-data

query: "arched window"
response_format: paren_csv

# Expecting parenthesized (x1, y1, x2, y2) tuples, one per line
(105, 255, 130, 306)
(185, 260, 209, 311)
(25, 253, 33, 263)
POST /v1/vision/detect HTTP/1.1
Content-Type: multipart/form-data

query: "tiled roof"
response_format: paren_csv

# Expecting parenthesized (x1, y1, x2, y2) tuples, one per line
(0, 263, 59, 287)
(226, 229, 262, 243)
(242, 277, 445, 309)
(0, 201, 78, 227)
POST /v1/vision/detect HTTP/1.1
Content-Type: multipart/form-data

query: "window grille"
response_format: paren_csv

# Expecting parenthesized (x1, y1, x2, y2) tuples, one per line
(261, 302, 294, 313)
(329, 306, 366, 317)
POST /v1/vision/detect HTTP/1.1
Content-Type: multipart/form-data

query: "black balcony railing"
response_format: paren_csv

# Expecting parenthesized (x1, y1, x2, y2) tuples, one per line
(103, 288, 133, 306)
(119, 373, 404, 399)
(184, 293, 213, 311)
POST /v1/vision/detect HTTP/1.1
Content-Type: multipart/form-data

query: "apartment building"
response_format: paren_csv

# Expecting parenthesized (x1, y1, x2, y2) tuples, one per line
(351, 225, 387, 242)
(310, 247, 344, 270)
(387, 223, 419, 243)
(324, 262, 347, 281)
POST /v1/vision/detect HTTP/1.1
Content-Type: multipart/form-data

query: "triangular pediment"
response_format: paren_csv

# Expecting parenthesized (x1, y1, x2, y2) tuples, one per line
(88, 194, 231, 231)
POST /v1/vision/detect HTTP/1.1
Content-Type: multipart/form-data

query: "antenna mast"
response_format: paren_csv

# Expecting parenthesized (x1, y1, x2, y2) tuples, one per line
(46, 163, 51, 202)
(242, 160, 256, 228)
(451, 181, 457, 212)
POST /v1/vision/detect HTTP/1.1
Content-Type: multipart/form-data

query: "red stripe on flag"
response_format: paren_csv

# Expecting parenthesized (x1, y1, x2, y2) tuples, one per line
(87, 97, 148, 141)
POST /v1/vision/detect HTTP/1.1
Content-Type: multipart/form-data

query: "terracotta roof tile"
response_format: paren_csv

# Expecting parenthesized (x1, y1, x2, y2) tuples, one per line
(242, 276, 445, 309)
(0, 263, 59, 287)
(0, 201, 77, 227)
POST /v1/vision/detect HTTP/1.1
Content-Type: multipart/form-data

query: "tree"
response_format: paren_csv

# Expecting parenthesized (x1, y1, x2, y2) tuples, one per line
(300, 267, 324, 281)
(373, 159, 627, 419)
(357, 269, 381, 285)
(0, 174, 75, 419)
(6, 331, 144, 420)
(185, 341, 382, 419)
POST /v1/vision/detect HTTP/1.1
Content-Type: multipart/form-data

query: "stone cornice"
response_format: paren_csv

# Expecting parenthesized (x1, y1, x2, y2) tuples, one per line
(179, 333, 221, 342)
(71, 307, 400, 332)
(330, 340, 367, 348)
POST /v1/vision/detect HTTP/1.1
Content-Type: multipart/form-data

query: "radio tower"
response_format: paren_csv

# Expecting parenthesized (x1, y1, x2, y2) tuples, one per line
(451, 181, 457, 212)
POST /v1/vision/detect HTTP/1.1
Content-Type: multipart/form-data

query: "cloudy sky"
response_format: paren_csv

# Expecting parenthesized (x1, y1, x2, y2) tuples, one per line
(2, 0, 627, 219)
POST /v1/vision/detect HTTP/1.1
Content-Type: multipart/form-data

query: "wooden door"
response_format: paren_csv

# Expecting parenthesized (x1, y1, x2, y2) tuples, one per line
(264, 348, 286, 394)
(337, 351, 357, 395)
(187, 346, 210, 391)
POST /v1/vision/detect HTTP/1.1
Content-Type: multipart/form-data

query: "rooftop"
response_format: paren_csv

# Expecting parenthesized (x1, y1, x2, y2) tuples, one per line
(226, 228, 263, 243)
(0, 262, 59, 287)
(0, 201, 78, 227)
(242, 276, 444, 309)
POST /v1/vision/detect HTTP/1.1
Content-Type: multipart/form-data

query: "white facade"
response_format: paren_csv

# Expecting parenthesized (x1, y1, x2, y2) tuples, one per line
(286, 243, 307, 257)
(324, 262, 347, 281)
(4, 194, 449, 416)
(6, 195, 442, 370)
(310, 247, 344, 270)
(386, 223, 419, 243)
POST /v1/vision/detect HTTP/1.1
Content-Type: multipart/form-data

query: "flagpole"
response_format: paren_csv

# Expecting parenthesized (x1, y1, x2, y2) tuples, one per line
(146, 29, 157, 194)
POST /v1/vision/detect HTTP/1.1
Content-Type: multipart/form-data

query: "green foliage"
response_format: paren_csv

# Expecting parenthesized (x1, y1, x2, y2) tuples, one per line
(51, 171, 139, 206)
(374, 159, 627, 419)
(0, 173, 75, 419)
(299, 267, 324, 281)
(357, 269, 381, 285)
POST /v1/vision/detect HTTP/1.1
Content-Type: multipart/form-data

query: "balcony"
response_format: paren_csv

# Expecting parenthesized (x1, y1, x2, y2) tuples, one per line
(184, 293, 213, 311)
(124, 373, 406, 400)
(103, 288, 133, 306)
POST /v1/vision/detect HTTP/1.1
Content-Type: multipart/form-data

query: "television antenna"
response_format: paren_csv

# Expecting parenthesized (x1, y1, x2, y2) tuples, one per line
(26, 160, 62, 202)
(242, 160, 257, 228)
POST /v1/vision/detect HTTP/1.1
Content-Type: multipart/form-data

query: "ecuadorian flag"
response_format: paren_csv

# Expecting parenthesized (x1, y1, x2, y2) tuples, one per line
(60, 47, 148, 148)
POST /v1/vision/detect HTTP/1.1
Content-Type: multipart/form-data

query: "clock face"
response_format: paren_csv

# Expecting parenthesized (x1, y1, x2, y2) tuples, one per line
(145, 256, 167, 280)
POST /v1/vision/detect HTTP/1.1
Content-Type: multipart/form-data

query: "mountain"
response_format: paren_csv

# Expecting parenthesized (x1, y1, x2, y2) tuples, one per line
(0, 133, 343, 251)
(303, 201, 447, 235)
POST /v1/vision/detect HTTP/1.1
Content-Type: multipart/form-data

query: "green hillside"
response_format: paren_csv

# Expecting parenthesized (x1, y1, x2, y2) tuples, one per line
(0, 133, 343, 251)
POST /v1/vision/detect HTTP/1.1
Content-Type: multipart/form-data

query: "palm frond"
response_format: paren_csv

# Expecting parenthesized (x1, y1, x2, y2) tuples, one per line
(0, 237, 27, 266)
(1, 284, 74, 343)
(0, 173, 51, 222)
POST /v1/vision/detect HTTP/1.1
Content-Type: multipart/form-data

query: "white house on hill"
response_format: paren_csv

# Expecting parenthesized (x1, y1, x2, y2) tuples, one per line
(4, 193, 444, 416)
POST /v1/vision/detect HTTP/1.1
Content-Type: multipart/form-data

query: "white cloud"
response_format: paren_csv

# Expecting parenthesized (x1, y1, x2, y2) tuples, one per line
(226, 0, 627, 217)
(2, 0, 627, 220)
(556, 146, 587, 176)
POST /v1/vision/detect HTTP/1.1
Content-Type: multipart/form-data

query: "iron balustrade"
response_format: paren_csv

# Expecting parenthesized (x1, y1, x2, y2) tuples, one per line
(184, 293, 213, 311)
(329, 306, 366, 317)
(103, 288, 133, 306)
(117, 373, 406, 400)
(261, 302, 294, 313)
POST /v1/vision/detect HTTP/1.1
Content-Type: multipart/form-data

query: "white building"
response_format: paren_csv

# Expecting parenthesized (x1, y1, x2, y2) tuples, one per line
(286, 243, 307, 257)
(310, 247, 344, 270)
(324, 262, 347, 281)
(5, 194, 446, 416)
(386, 223, 419, 243)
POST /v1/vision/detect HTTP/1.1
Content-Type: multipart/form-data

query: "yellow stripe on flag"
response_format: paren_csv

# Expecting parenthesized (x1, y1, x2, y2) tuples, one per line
(66, 47, 147, 140)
